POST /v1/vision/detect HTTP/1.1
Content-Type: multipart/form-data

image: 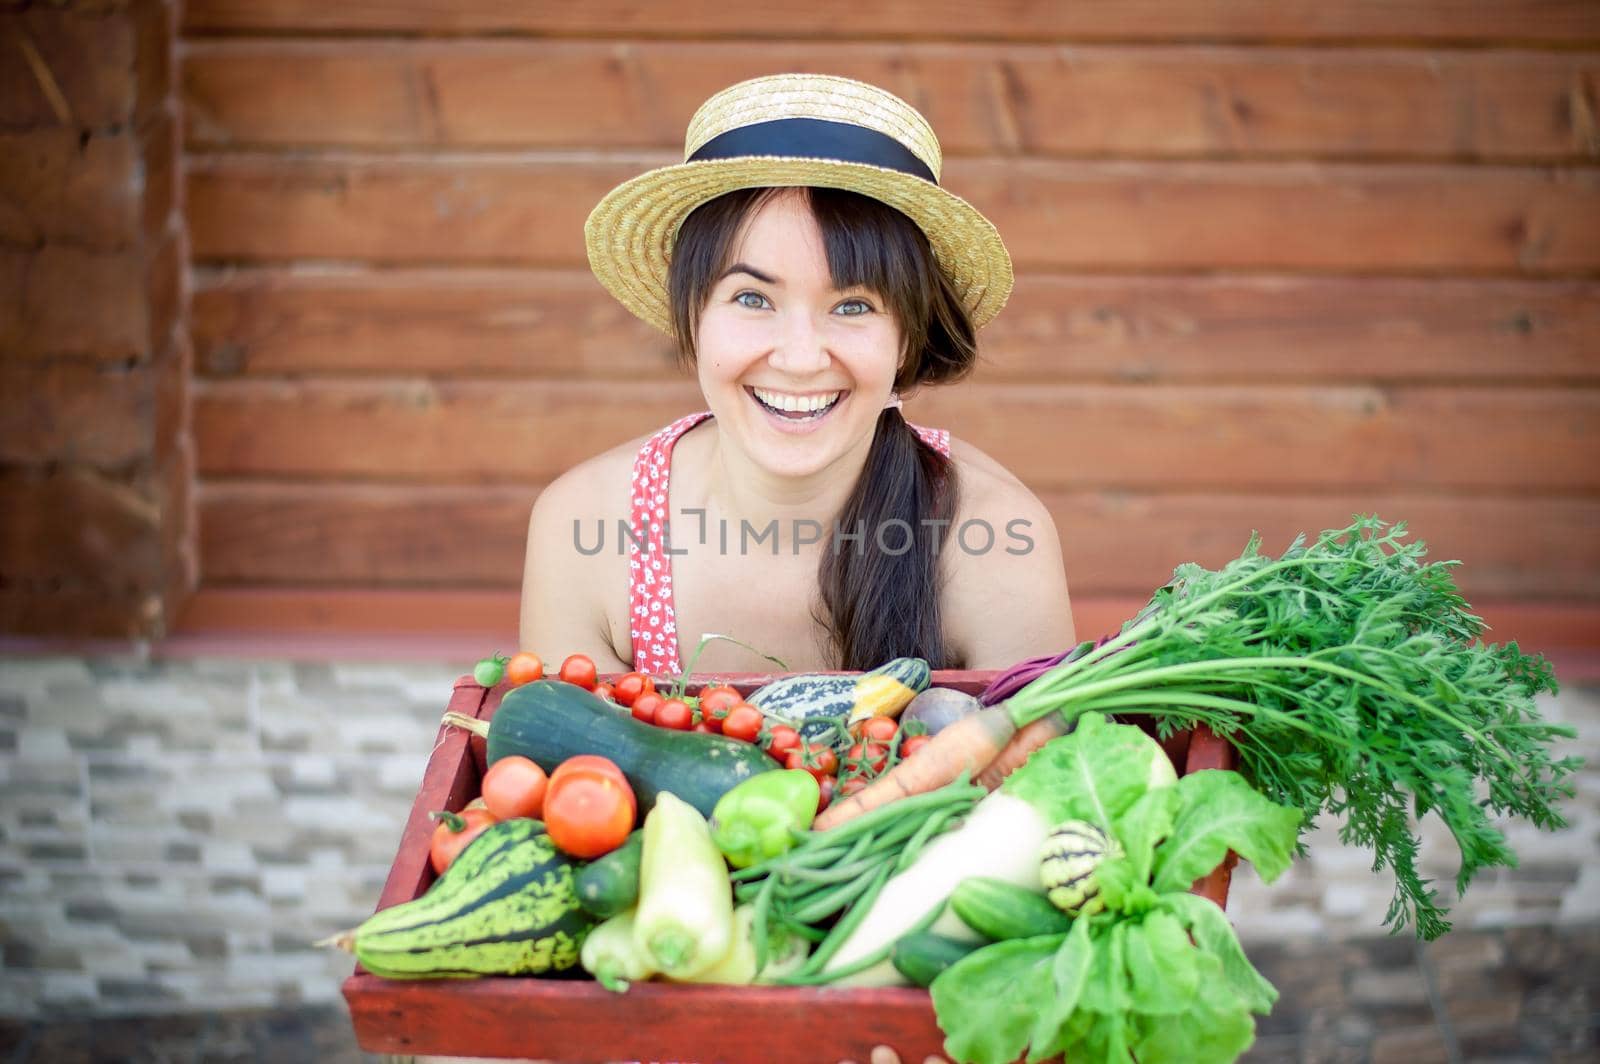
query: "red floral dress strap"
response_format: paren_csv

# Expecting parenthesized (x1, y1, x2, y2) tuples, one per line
(628, 412, 713, 676)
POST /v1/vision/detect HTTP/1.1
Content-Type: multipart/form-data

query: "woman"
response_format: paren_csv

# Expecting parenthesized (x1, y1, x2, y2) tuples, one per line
(520, 74, 1075, 676)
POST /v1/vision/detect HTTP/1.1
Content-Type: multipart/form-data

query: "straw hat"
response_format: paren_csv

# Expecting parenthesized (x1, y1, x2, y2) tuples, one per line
(584, 73, 1014, 337)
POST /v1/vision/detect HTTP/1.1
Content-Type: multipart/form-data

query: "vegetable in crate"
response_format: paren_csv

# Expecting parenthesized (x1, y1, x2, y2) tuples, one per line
(324, 818, 592, 979)
(442, 679, 775, 818)
(820, 516, 1578, 941)
(633, 791, 735, 978)
(710, 769, 821, 869)
(814, 716, 1184, 988)
(746, 656, 929, 740)
(574, 830, 644, 919)
(929, 713, 1302, 1064)
(428, 805, 497, 874)
(543, 755, 637, 859)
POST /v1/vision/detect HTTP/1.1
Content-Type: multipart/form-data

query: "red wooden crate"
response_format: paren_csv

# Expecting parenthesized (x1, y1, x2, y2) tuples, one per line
(343, 671, 1238, 1062)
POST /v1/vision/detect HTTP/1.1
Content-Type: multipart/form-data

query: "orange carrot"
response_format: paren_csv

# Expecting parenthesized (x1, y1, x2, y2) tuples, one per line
(813, 704, 1018, 831)
(973, 713, 1069, 791)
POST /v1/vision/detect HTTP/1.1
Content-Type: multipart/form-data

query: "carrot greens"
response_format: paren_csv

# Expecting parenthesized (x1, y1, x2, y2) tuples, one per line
(1004, 516, 1578, 940)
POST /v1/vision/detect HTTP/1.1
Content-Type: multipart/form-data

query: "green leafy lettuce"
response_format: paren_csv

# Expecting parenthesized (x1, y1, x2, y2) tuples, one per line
(932, 713, 1301, 1064)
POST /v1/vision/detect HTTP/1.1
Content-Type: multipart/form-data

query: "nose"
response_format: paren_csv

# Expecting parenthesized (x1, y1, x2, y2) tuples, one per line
(767, 309, 831, 376)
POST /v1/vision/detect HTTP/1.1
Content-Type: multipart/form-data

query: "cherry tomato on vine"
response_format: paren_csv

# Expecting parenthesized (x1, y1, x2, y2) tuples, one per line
(847, 740, 889, 775)
(655, 699, 693, 731)
(765, 724, 802, 763)
(480, 755, 548, 820)
(505, 652, 544, 686)
(558, 654, 598, 690)
(613, 673, 653, 708)
(839, 776, 868, 797)
(721, 703, 764, 744)
(428, 806, 497, 874)
(593, 682, 616, 702)
(472, 654, 507, 688)
(697, 686, 742, 724)
(854, 716, 899, 743)
(784, 743, 839, 782)
(816, 775, 836, 813)
(900, 734, 932, 759)
(630, 691, 664, 725)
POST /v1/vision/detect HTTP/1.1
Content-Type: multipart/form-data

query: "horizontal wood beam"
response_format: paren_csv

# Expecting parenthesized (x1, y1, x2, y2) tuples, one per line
(180, 0, 1600, 46)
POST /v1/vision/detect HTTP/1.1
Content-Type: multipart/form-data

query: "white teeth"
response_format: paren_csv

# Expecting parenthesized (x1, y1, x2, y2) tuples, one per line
(752, 388, 842, 413)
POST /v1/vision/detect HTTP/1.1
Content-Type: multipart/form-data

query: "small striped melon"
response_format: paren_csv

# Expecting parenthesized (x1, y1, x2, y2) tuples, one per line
(1038, 820, 1121, 916)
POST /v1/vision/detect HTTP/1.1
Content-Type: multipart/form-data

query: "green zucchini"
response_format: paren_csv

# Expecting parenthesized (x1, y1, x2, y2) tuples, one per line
(890, 931, 982, 987)
(487, 680, 776, 818)
(574, 829, 643, 919)
(349, 818, 592, 979)
(950, 876, 1074, 941)
(748, 657, 931, 741)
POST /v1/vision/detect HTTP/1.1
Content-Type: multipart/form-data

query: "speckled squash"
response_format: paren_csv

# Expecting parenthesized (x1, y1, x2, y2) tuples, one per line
(351, 819, 593, 979)
(747, 657, 931, 740)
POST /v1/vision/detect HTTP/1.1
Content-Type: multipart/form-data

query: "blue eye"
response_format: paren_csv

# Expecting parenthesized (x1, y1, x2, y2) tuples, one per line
(836, 299, 873, 316)
(735, 291, 770, 310)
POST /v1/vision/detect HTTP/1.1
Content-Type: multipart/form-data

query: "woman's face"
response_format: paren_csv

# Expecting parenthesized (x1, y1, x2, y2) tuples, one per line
(694, 190, 903, 479)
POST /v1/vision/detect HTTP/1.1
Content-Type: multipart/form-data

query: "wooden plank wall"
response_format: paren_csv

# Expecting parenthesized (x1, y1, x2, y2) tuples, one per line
(177, 1, 1600, 649)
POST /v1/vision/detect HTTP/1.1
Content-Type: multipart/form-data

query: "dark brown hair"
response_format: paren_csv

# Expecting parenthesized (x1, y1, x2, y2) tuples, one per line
(667, 186, 979, 669)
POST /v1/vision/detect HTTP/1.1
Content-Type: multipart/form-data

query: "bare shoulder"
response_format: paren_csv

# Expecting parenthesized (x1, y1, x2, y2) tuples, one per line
(940, 437, 1078, 669)
(520, 431, 654, 670)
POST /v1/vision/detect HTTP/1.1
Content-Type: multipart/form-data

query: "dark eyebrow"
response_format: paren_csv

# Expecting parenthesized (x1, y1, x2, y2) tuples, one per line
(719, 262, 779, 285)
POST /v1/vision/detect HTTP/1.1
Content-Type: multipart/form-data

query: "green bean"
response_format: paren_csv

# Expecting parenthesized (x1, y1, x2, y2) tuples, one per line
(768, 855, 884, 886)
(752, 877, 774, 977)
(892, 807, 967, 874)
(787, 869, 883, 925)
(775, 917, 828, 943)
(809, 777, 982, 847)
(780, 899, 948, 986)
(794, 863, 899, 978)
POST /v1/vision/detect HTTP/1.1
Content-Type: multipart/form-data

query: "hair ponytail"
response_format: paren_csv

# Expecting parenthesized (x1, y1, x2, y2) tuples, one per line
(813, 408, 963, 669)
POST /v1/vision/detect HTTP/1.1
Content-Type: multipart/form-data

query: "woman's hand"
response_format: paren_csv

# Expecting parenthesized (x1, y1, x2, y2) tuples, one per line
(839, 1046, 949, 1064)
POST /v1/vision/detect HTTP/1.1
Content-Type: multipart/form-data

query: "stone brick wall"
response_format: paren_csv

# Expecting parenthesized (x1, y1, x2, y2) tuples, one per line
(1, 0, 196, 639)
(0, 655, 1594, 1019)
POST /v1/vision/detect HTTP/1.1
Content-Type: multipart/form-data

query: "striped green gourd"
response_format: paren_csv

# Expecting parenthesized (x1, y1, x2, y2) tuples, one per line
(351, 818, 593, 979)
(747, 657, 930, 741)
(1038, 820, 1121, 917)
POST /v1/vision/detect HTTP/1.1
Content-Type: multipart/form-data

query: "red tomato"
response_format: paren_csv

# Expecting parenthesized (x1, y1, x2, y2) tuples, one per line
(721, 703, 764, 744)
(784, 743, 839, 782)
(428, 806, 497, 875)
(480, 756, 548, 820)
(855, 716, 899, 743)
(613, 673, 654, 708)
(765, 724, 802, 763)
(543, 768, 636, 859)
(816, 775, 836, 813)
(505, 652, 545, 687)
(655, 699, 693, 731)
(630, 691, 664, 725)
(900, 734, 932, 759)
(847, 741, 889, 775)
(839, 776, 868, 797)
(551, 754, 631, 794)
(558, 654, 599, 690)
(697, 686, 742, 720)
(692, 721, 714, 733)
(593, 682, 616, 702)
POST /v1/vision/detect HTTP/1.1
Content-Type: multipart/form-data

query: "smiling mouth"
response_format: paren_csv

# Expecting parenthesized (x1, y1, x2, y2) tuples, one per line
(746, 387, 847, 421)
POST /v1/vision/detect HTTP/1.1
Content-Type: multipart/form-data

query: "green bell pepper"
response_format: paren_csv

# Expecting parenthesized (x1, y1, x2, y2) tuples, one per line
(709, 769, 821, 869)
